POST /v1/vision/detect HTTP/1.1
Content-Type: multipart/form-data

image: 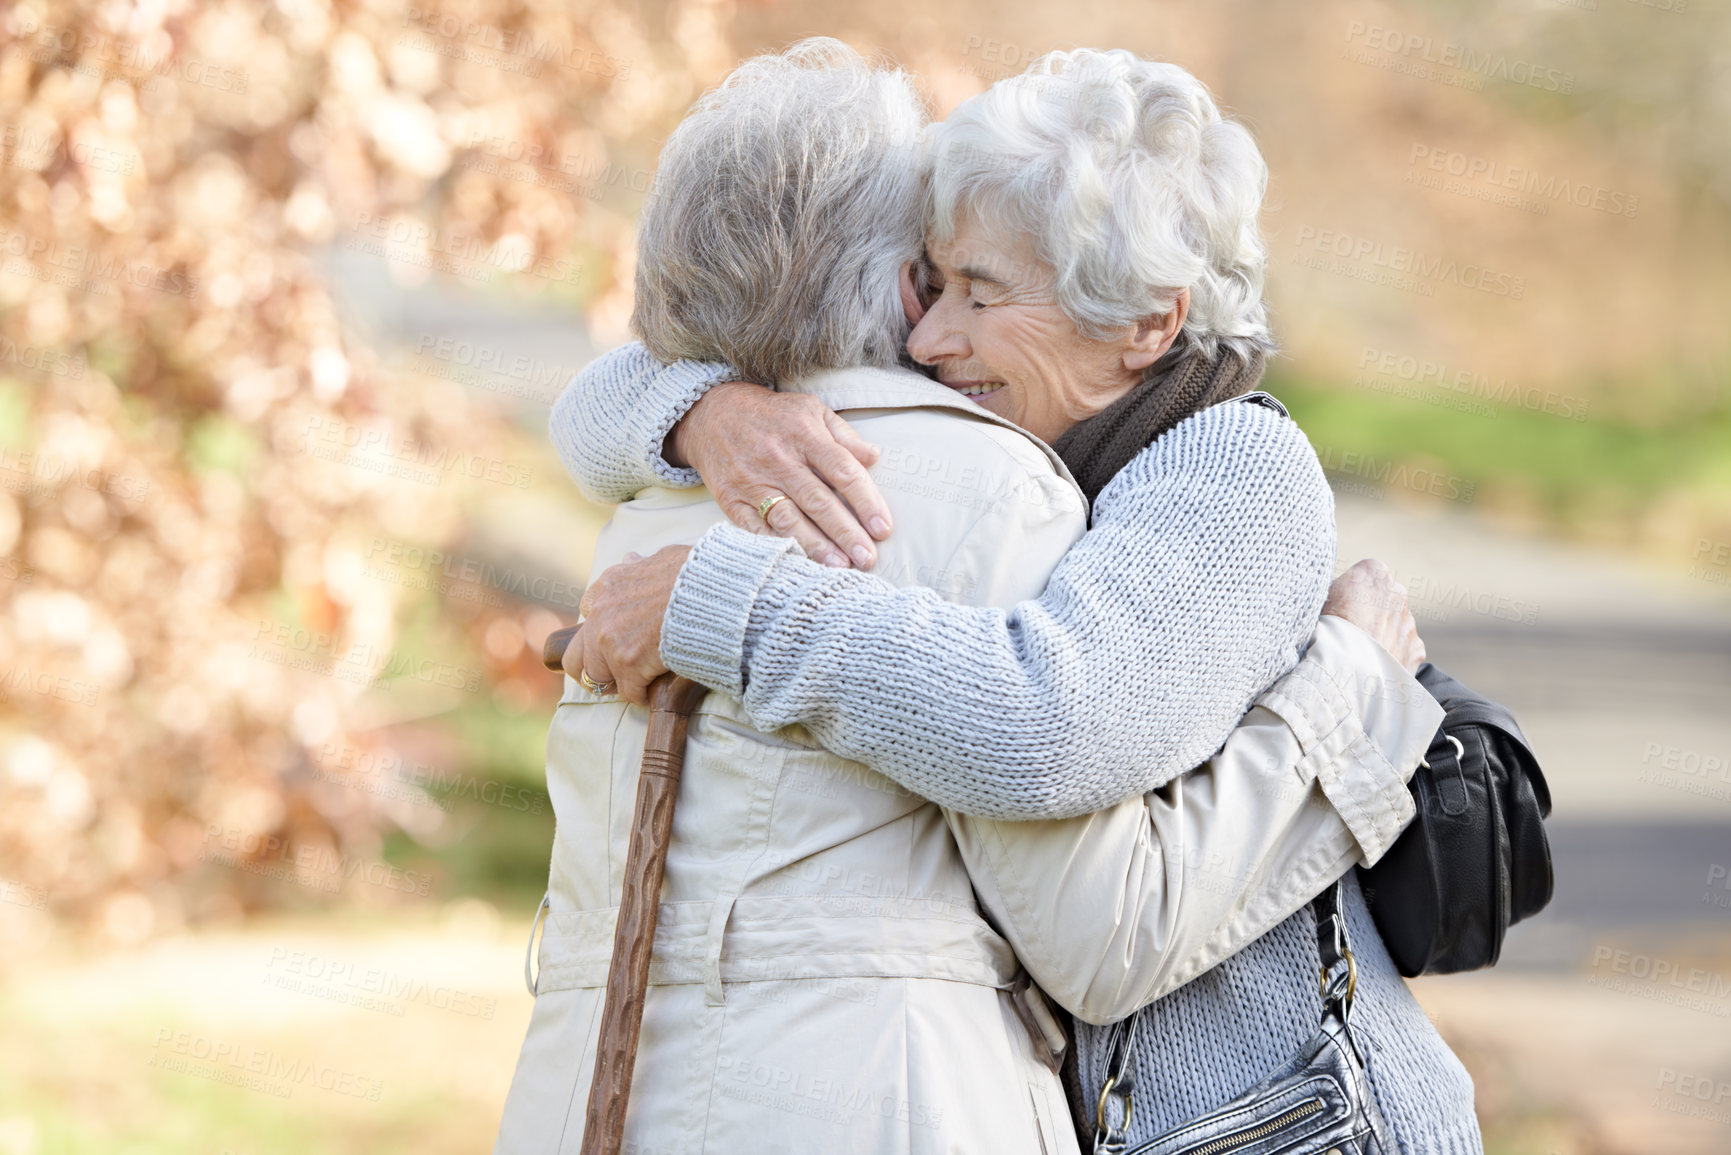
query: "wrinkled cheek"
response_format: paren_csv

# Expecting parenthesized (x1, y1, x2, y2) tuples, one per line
(1008, 386, 1069, 440)
(1013, 388, 1048, 429)
(975, 387, 1017, 423)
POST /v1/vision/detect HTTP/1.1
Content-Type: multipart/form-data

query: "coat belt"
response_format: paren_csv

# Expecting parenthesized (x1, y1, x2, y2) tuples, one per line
(531, 893, 1020, 995)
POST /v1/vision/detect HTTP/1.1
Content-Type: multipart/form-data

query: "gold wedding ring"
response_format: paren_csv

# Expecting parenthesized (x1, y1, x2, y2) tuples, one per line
(577, 669, 617, 696)
(757, 493, 790, 524)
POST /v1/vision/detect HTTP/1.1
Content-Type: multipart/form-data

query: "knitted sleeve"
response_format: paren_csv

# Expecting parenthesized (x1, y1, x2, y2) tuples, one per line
(661, 400, 1338, 820)
(547, 342, 738, 504)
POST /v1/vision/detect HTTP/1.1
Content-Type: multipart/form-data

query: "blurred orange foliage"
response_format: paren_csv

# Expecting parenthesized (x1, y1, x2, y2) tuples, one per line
(0, 0, 737, 936)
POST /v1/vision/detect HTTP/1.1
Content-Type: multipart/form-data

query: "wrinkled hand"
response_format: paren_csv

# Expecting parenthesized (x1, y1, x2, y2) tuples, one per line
(669, 381, 894, 571)
(562, 545, 691, 705)
(1321, 558, 1427, 674)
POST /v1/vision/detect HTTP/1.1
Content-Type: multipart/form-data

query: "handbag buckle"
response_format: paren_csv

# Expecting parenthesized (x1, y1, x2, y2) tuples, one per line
(1095, 1074, 1134, 1150)
(1319, 948, 1357, 1012)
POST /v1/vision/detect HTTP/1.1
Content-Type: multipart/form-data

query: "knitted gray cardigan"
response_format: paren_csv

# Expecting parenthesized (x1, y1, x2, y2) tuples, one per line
(549, 343, 1482, 1154)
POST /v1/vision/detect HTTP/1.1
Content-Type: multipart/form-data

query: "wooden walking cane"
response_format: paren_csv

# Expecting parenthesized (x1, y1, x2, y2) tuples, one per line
(542, 625, 707, 1155)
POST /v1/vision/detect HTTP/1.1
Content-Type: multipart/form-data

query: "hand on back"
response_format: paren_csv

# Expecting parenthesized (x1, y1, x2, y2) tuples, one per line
(672, 382, 894, 570)
(1322, 559, 1427, 674)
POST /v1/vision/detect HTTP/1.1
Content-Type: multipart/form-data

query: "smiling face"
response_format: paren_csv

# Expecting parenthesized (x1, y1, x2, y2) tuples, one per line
(906, 212, 1176, 443)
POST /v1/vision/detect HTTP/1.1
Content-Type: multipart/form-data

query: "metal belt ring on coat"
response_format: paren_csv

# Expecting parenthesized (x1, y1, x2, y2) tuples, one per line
(757, 493, 790, 524)
(523, 893, 550, 996)
(578, 669, 616, 696)
(1418, 732, 1466, 771)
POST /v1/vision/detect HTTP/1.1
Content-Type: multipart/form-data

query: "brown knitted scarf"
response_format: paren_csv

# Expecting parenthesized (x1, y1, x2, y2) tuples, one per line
(1051, 349, 1267, 506)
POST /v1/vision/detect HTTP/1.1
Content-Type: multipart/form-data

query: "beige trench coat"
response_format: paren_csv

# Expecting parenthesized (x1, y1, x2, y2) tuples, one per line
(494, 366, 1439, 1154)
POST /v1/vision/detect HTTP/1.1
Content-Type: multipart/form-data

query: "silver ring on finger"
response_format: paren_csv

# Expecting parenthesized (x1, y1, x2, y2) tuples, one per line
(757, 493, 790, 525)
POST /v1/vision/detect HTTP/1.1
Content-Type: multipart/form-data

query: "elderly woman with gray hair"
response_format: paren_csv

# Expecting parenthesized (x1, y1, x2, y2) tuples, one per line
(535, 41, 1482, 1155)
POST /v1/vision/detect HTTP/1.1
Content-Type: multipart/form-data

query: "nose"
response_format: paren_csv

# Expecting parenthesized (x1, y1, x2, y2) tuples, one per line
(906, 293, 970, 366)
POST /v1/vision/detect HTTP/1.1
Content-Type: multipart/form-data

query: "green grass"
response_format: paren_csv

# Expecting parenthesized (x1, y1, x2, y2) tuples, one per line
(1270, 370, 1731, 542)
(376, 697, 558, 907)
(0, 995, 512, 1155)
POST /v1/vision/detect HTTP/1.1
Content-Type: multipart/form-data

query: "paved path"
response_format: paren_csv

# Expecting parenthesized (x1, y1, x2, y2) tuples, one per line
(1335, 492, 1731, 823)
(1336, 493, 1731, 980)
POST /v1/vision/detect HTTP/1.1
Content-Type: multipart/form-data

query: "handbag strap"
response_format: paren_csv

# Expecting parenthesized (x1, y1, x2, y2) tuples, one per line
(1313, 878, 1358, 1023)
(1093, 1010, 1138, 1155)
(1092, 879, 1354, 1154)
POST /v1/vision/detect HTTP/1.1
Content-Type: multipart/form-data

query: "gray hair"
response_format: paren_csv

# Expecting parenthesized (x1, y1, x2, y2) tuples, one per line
(926, 50, 1275, 366)
(631, 39, 926, 384)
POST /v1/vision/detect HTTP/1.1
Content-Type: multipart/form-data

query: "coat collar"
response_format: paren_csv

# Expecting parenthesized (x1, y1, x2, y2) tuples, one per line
(780, 365, 1080, 490)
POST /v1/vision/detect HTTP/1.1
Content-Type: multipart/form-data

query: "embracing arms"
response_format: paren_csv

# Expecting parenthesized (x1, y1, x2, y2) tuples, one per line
(550, 345, 893, 570)
(551, 346, 1437, 1014)
(547, 344, 715, 503)
(558, 348, 1339, 819)
(952, 613, 1439, 1022)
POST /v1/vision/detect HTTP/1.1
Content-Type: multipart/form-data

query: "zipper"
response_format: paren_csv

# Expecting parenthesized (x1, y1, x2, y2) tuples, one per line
(1184, 1097, 1323, 1155)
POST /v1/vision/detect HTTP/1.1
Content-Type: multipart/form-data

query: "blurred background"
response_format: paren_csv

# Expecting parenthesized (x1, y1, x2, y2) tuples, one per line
(1, 0, 1728, 1151)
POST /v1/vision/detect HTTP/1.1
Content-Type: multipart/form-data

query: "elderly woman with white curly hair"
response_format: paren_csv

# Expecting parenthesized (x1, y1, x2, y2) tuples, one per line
(540, 41, 1483, 1155)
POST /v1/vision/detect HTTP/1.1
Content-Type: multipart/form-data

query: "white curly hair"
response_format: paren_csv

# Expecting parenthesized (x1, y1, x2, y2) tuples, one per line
(925, 50, 1276, 366)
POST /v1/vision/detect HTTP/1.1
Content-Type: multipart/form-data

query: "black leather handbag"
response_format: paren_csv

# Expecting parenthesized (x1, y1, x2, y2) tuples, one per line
(1357, 662, 1554, 977)
(1093, 882, 1394, 1155)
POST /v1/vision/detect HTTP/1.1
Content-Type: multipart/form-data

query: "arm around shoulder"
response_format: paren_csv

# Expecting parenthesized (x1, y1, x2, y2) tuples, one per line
(953, 615, 1443, 1024)
(665, 400, 1339, 820)
(548, 343, 737, 504)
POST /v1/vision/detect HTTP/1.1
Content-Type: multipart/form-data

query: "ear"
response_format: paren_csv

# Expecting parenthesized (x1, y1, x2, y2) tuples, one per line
(898, 261, 927, 325)
(1122, 289, 1190, 373)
